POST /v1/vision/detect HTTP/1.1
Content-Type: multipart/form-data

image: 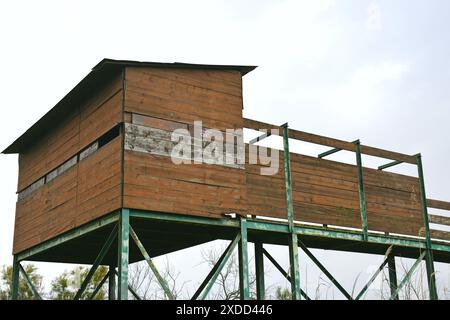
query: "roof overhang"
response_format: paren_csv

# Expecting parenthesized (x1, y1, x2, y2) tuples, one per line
(2, 58, 257, 154)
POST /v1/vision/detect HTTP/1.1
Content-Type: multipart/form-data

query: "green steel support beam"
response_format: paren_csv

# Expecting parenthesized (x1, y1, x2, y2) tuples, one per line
(249, 131, 272, 145)
(127, 284, 142, 300)
(298, 240, 353, 300)
(263, 248, 311, 300)
(192, 233, 241, 300)
(18, 263, 42, 300)
(11, 256, 19, 300)
(113, 270, 142, 300)
(108, 264, 116, 300)
(238, 218, 250, 300)
(416, 154, 438, 300)
(117, 208, 130, 300)
(354, 140, 368, 241)
(378, 159, 403, 171)
(88, 270, 110, 300)
(128, 210, 450, 254)
(129, 226, 175, 300)
(16, 211, 120, 262)
(387, 253, 398, 300)
(74, 223, 118, 300)
(130, 209, 239, 228)
(318, 140, 358, 158)
(390, 250, 427, 300)
(318, 147, 342, 159)
(355, 255, 390, 300)
(282, 123, 302, 300)
(254, 242, 265, 300)
(288, 233, 301, 300)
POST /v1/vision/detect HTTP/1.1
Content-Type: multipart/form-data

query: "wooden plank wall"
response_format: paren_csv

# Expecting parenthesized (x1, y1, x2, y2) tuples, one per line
(124, 67, 243, 130)
(17, 73, 123, 192)
(13, 73, 124, 254)
(246, 146, 424, 236)
(123, 67, 247, 218)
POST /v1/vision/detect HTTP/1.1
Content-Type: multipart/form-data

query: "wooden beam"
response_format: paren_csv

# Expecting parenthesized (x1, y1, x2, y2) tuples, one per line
(427, 199, 450, 211)
(429, 215, 450, 227)
(431, 230, 450, 241)
(243, 118, 416, 164)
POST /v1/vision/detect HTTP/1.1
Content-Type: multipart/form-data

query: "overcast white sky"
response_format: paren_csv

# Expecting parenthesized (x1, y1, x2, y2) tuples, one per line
(0, 0, 449, 299)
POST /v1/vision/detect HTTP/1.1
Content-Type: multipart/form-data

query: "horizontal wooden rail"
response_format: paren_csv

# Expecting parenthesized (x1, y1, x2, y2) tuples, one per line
(429, 215, 450, 227)
(431, 230, 450, 241)
(243, 118, 416, 164)
(427, 199, 450, 211)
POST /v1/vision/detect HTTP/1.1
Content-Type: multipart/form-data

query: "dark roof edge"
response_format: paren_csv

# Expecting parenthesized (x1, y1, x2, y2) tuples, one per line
(2, 59, 257, 154)
(93, 58, 257, 75)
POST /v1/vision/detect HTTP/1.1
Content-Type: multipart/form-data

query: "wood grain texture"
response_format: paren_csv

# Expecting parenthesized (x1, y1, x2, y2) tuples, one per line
(243, 118, 416, 164)
(123, 150, 247, 218)
(124, 67, 243, 130)
(246, 145, 424, 236)
(13, 137, 123, 254)
(17, 74, 123, 192)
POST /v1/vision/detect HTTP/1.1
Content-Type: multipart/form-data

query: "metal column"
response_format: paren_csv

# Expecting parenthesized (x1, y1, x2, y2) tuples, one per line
(416, 154, 438, 300)
(354, 140, 368, 241)
(117, 208, 130, 300)
(109, 263, 116, 300)
(282, 124, 301, 300)
(254, 242, 265, 300)
(238, 218, 250, 300)
(11, 256, 19, 300)
(387, 253, 398, 300)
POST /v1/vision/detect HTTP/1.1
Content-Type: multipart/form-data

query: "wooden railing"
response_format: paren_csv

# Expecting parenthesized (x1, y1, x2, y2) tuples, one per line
(244, 117, 450, 242)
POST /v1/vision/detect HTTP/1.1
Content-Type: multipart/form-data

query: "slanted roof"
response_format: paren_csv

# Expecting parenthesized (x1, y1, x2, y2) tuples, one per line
(2, 58, 257, 154)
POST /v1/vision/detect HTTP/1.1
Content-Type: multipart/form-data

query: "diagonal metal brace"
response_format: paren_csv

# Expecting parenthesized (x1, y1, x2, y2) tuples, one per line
(192, 233, 241, 300)
(74, 223, 118, 300)
(298, 240, 353, 300)
(88, 270, 110, 300)
(249, 131, 272, 145)
(262, 248, 311, 300)
(113, 270, 142, 300)
(129, 226, 175, 300)
(378, 159, 403, 171)
(355, 251, 391, 300)
(390, 250, 427, 300)
(18, 263, 42, 300)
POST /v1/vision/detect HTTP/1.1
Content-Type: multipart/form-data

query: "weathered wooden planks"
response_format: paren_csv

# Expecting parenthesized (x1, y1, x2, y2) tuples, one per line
(243, 118, 417, 164)
(76, 137, 122, 227)
(13, 137, 123, 254)
(124, 67, 244, 131)
(123, 150, 247, 218)
(246, 145, 424, 236)
(17, 74, 123, 192)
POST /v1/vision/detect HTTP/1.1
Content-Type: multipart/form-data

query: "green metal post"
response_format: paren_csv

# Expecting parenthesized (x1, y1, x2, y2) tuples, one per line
(416, 154, 438, 300)
(254, 242, 265, 300)
(354, 140, 368, 241)
(390, 250, 426, 300)
(11, 256, 19, 300)
(238, 218, 250, 300)
(282, 123, 301, 300)
(387, 253, 398, 300)
(109, 263, 116, 300)
(117, 208, 130, 300)
(113, 270, 142, 300)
